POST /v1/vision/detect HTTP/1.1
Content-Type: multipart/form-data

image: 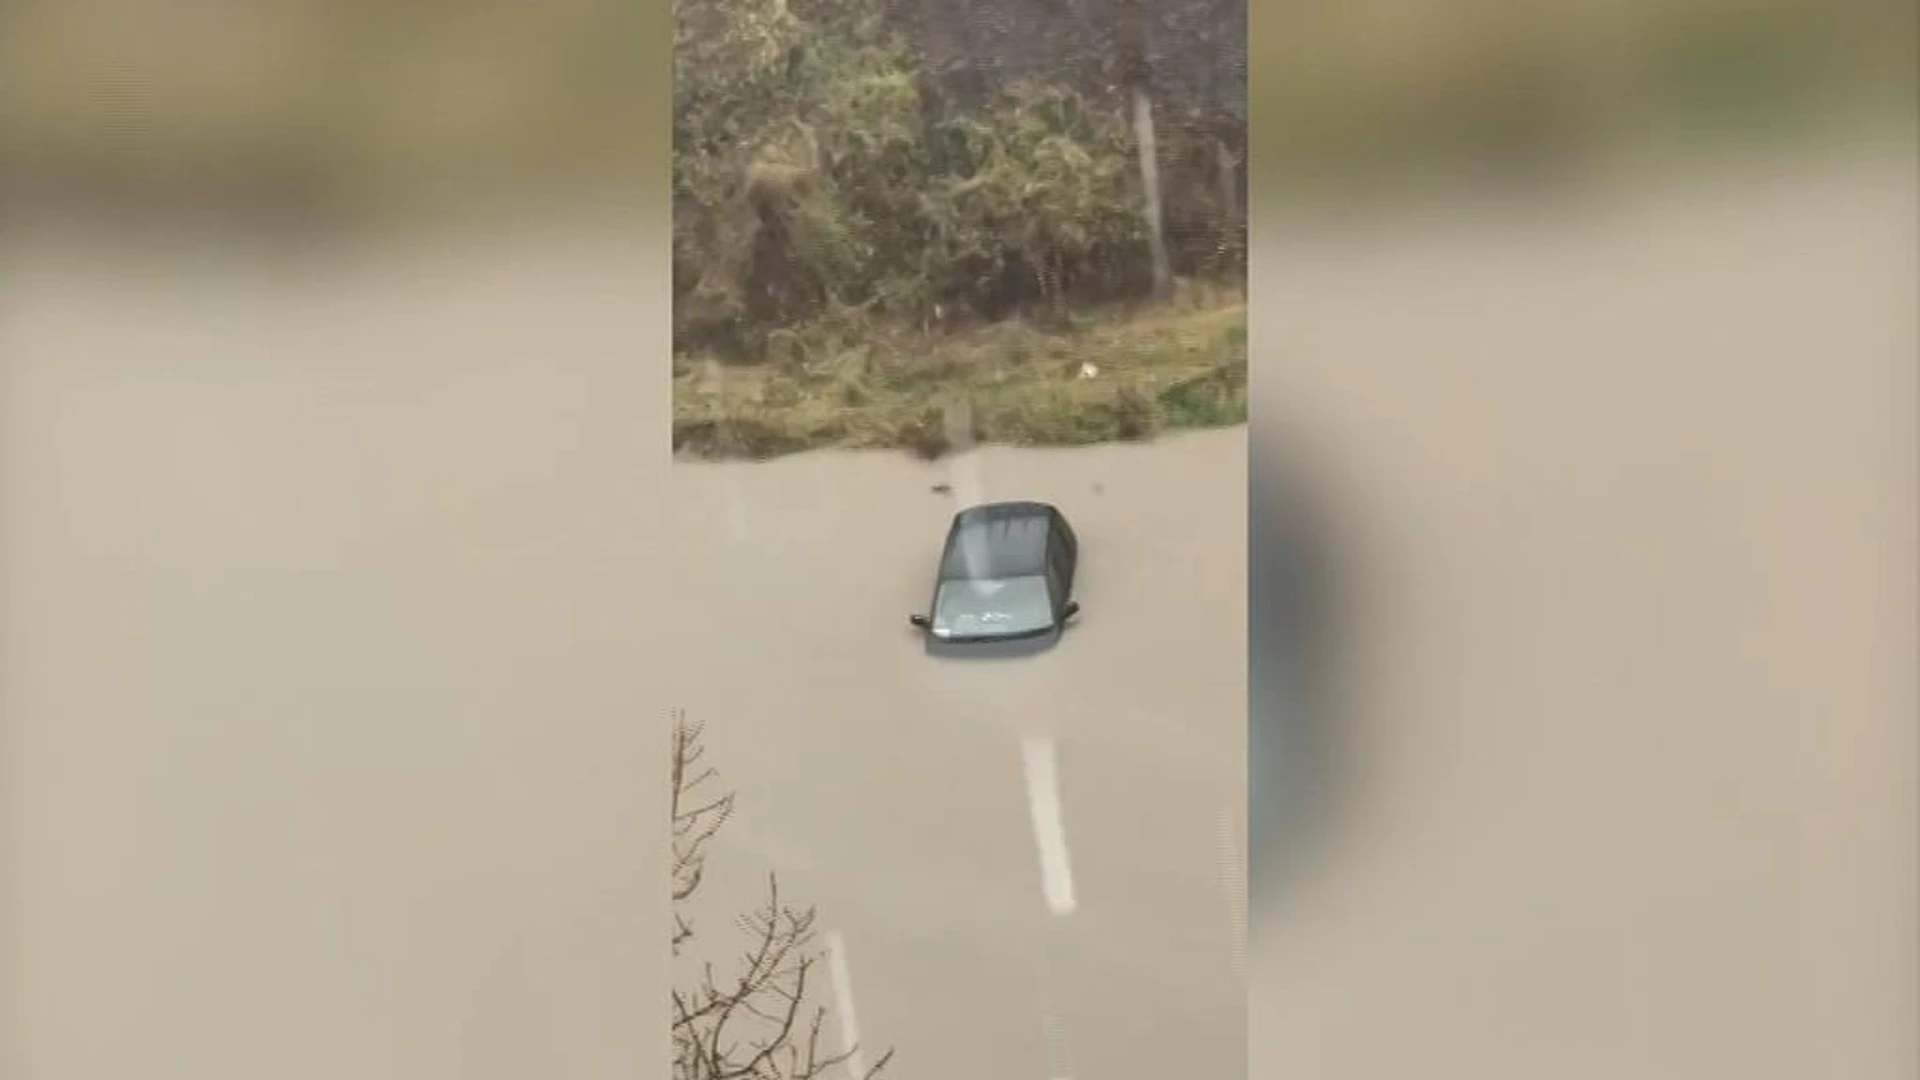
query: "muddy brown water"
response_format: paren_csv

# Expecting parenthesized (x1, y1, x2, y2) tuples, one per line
(3, 138, 1914, 1080)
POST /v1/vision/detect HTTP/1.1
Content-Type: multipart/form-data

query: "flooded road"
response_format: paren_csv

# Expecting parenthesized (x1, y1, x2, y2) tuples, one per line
(663, 430, 1248, 1080)
(0, 227, 666, 1080)
(2, 137, 1913, 1080)
(1250, 143, 1918, 1079)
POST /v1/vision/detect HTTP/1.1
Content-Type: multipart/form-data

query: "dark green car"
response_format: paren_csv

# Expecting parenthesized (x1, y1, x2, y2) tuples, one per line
(910, 501, 1080, 648)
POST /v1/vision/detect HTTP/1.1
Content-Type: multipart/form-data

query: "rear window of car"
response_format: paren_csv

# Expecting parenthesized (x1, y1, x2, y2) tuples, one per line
(940, 516, 1049, 580)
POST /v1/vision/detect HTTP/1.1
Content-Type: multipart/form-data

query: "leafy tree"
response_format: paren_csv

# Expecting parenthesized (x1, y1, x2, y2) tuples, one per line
(671, 0, 1246, 358)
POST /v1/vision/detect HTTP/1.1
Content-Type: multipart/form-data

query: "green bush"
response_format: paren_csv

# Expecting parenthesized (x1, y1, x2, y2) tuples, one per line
(672, 0, 1240, 358)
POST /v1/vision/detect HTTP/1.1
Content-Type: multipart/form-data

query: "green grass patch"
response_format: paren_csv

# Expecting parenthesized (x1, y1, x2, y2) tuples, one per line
(673, 294, 1247, 460)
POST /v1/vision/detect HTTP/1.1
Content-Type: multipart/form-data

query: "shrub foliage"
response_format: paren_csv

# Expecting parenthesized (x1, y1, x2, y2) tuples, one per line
(673, 0, 1246, 359)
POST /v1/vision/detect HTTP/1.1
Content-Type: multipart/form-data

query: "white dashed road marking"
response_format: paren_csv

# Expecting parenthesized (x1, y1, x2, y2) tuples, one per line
(1021, 735, 1077, 916)
(824, 930, 867, 1079)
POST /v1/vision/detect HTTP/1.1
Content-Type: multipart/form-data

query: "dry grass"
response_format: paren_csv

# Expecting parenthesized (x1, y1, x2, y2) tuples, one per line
(672, 290, 1247, 460)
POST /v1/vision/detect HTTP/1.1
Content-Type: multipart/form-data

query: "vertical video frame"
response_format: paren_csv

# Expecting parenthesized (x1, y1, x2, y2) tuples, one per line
(669, 0, 1248, 1076)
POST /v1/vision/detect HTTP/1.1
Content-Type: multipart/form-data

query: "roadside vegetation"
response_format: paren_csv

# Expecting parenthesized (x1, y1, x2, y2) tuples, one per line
(671, 0, 1912, 460)
(674, 290, 1246, 459)
(671, 0, 1247, 458)
(5, 2, 1907, 461)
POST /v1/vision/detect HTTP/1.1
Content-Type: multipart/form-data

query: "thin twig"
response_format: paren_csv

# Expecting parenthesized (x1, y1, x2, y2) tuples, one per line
(671, 711, 893, 1079)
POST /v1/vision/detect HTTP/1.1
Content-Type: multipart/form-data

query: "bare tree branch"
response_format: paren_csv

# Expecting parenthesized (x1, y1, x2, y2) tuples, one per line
(672, 711, 893, 1080)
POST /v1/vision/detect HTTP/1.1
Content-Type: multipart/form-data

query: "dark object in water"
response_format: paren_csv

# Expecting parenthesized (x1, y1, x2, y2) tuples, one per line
(907, 501, 1081, 652)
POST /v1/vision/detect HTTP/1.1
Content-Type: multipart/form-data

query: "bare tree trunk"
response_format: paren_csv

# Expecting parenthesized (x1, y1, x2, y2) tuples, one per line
(1114, 0, 1171, 301)
(1215, 135, 1243, 290)
(1130, 86, 1172, 301)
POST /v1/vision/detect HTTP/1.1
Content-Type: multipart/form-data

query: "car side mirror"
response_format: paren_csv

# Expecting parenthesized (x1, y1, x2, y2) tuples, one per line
(1060, 601, 1080, 622)
(908, 614, 930, 629)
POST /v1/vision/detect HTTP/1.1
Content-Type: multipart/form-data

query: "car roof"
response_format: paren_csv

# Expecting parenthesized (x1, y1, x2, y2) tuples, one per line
(940, 502, 1060, 580)
(952, 500, 1057, 525)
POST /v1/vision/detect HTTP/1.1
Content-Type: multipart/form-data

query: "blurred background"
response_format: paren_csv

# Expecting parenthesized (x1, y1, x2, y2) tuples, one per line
(0, 0, 656, 222)
(2, 5, 669, 1080)
(1256, 0, 1913, 194)
(1, 0, 1914, 1077)
(1249, 3, 1915, 1079)
(2, 0, 1908, 216)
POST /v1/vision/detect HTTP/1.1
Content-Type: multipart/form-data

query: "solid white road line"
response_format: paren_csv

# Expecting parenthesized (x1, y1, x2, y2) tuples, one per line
(1021, 735, 1077, 916)
(824, 930, 867, 1079)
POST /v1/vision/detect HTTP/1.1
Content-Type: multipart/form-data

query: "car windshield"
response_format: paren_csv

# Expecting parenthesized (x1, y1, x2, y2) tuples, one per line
(930, 575, 1055, 640)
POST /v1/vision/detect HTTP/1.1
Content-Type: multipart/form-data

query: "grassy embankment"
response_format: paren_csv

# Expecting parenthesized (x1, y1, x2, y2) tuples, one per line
(672, 289, 1247, 460)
